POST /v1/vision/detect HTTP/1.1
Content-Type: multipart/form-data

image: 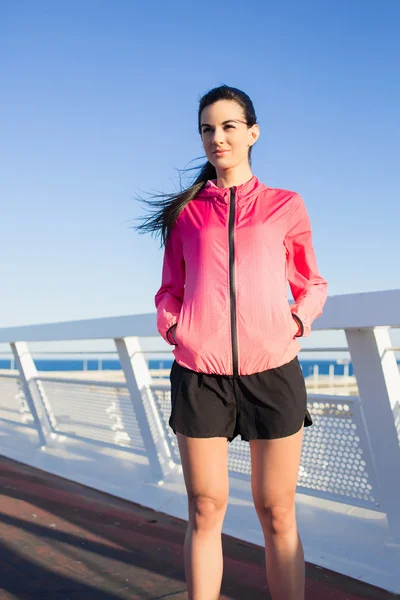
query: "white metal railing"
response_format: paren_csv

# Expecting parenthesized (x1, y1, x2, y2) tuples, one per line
(0, 368, 381, 511)
(0, 290, 400, 546)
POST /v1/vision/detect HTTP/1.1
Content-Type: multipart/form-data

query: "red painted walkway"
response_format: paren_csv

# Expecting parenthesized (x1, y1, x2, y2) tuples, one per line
(0, 456, 398, 600)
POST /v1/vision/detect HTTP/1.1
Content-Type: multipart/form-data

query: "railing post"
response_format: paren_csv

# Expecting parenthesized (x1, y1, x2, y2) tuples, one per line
(345, 327, 400, 542)
(114, 336, 176, 482)
(10, 341, 54, 448)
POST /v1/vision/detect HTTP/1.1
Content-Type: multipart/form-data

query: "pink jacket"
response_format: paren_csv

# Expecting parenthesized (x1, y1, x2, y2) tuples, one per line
(154, 175, 327, 376)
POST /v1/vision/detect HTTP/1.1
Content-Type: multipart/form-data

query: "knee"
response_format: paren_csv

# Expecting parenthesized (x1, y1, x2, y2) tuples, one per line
(255, 503, 296, 536)
(188, 494, 228, 531)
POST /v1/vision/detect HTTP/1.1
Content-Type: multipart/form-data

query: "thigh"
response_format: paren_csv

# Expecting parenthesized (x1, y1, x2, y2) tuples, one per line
(249, 424, 304, 512)
(177, 433, 229, 509)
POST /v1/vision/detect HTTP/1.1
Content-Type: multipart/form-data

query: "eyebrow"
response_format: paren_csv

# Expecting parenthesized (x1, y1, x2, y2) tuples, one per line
(200, 119, 246, 128)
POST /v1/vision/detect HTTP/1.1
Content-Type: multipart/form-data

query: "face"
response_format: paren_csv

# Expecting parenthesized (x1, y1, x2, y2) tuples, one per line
(200, 99, 259, 171)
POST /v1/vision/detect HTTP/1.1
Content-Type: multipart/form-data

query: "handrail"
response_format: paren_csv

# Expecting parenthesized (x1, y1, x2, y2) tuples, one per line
(0, 347, 351, 355)
(1, 290, 400, 345)
(2, 347, 400, 357)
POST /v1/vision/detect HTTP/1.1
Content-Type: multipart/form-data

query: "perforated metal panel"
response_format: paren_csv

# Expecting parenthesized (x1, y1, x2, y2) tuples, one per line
(38, 378, 145, 451)
(298, 397, 380, 508)
(0, 374, 34, 425)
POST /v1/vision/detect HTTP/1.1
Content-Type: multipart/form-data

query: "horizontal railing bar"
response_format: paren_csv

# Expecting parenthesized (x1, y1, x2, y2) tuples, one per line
(0, 348, 351, 356)
(0, 348, 398, 357)
(32, 375, 129, 388)
(2, 347, 397, 357)
(0, 349, 176, 356)
(306, 393, 361, 403)
(34, 375, 172, 387)
(0, 351, 118, 355)
(299, 347, 349, 353)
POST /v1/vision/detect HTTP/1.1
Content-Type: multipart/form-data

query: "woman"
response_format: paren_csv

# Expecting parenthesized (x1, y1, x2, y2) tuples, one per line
(134, 85, 327, 600)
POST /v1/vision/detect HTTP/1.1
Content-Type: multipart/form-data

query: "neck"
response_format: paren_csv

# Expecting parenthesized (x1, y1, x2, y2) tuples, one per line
(215, 165, 254, 189)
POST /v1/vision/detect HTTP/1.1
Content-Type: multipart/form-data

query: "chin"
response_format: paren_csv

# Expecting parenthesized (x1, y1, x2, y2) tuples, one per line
(209, 157, 233, 169)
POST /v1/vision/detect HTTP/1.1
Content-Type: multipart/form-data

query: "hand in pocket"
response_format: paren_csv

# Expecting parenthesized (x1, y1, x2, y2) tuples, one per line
(291, 315, 301, 338)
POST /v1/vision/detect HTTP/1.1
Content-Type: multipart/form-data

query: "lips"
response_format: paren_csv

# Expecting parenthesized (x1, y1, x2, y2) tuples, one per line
(214, 149, 229, 154)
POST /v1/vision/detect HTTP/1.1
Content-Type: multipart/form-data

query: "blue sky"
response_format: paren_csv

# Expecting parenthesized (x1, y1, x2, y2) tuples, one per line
(1, 1, 399, 356)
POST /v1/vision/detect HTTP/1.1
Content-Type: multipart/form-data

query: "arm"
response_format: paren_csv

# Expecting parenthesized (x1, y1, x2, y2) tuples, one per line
(284, 193, 328, 337)
(154, 220, 185, 345)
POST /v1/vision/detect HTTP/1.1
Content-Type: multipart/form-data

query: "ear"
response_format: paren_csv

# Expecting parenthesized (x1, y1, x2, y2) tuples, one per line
(249, 124, 260, 146)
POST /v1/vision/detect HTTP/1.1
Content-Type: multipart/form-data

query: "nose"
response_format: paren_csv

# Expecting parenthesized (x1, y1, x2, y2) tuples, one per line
(211, 127, 226, 146)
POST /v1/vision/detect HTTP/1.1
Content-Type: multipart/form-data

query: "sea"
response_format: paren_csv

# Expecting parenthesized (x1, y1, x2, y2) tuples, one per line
(0, 358, 361, 377)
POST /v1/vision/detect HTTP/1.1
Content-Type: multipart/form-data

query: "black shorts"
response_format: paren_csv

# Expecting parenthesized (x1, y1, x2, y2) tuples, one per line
(169, 356, 313, 443)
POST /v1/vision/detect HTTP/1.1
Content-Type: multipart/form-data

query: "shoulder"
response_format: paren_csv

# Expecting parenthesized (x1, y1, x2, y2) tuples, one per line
(262, 184, 300, 201)
(259, 184, 303, 213)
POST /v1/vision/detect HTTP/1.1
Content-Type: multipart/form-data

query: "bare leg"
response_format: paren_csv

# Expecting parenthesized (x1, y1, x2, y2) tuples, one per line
(250, 425, 305, 599)
(177, 433, 229, 600)
(263, 507, 305, 600)
(183, 499, 226, 599)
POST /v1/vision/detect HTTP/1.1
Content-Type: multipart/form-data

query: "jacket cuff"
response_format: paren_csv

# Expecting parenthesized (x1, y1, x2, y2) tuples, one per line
(166, 323, 178, 345)
(291, 313, 304, 338)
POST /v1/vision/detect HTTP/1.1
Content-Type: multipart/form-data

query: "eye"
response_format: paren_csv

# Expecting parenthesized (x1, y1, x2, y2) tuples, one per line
(202, 125, 234, 133)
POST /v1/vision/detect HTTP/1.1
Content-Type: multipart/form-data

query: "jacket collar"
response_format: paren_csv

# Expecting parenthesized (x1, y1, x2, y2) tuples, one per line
(196, 174, 265, 207)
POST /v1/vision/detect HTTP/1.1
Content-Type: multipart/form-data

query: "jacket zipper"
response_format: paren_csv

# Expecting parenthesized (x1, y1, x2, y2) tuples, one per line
(229, 187, 239, 377)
